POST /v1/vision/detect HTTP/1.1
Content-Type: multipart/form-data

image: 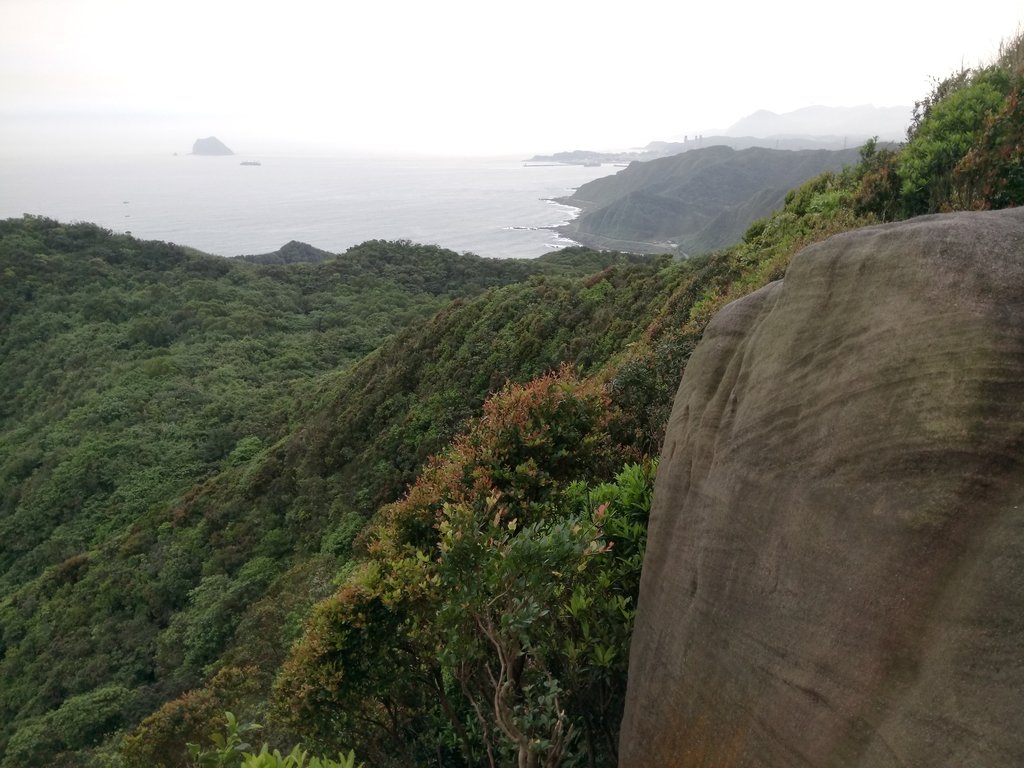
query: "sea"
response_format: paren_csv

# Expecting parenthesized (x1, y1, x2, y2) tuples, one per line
(0, 153, 620, 260)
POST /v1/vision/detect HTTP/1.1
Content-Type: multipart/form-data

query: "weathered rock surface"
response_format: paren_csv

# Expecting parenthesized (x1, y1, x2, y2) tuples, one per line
(620, 208, 1024, 767)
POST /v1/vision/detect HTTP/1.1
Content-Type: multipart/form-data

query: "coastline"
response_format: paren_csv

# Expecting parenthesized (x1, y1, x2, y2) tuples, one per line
(1, 155, 621, 260)
(543, 193, 678, 255)
(536, 194, 589, 251)
(551, 223, 680, 255)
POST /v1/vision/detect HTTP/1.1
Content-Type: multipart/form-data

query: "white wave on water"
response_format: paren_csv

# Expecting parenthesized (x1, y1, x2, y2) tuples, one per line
(501, 198, 584, 251)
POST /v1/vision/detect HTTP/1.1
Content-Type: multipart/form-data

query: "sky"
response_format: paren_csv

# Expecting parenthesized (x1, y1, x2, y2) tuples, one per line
(1, 0, 1022, 157)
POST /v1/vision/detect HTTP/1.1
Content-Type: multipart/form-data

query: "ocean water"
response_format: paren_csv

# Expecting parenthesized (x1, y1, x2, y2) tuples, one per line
(0, 154, 619, 259)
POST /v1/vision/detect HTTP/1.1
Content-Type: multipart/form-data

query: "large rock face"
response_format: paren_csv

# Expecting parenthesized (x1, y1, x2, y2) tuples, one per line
(620, 208, 1024, 767)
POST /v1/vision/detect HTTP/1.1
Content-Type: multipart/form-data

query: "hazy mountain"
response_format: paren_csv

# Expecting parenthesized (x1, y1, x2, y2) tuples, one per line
(529, 105, 911, 167)
(723, 104, 912, 141)
(646, 135, 867, 153)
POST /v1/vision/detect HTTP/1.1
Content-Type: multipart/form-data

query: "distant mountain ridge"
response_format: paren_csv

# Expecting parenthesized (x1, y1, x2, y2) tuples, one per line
(527, 135, 859, 167)
(723, 104, 911, 141)
(528, 104, 911, 166)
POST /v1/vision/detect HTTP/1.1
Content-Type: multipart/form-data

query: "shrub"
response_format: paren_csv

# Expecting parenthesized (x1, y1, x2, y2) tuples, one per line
(187, 712, 361, 768)
(952, 76, 1024, 209)
(899, 67, 1011, 215)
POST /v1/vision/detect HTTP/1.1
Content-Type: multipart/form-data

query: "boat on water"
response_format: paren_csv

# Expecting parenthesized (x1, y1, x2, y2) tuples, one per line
(240, 160, 262, 166)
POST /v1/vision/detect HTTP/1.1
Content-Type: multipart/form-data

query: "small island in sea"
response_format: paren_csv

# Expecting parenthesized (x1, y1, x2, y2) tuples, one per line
(191, 136, 234, 155)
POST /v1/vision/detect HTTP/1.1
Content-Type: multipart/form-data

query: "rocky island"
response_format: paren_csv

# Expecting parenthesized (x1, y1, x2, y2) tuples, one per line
(191, 136, 234, 155)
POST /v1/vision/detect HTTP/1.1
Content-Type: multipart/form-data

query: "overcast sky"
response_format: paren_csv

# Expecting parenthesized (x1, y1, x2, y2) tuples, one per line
(1, 0, 1021, 156)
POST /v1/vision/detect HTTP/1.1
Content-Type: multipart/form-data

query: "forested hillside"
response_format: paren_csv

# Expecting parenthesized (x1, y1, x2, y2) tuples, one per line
(0, 227, 643, 765)
(557, 145, 863, 254)
(1, 29, 1022, 768)
(0, 225, 636, 591)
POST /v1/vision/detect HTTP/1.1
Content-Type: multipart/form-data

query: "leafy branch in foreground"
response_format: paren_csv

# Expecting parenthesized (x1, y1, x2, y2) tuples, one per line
(188, 712, 361, 768)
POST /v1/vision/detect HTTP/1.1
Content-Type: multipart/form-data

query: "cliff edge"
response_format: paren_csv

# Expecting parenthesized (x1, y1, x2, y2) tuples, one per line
(621, 207, 1024, 767)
